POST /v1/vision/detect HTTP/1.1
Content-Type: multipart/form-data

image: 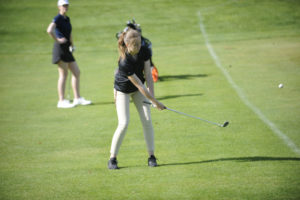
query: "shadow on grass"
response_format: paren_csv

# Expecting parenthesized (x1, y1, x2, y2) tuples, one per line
(157, 93, 203, 101)
(89, 101, 115, 106)
(90, 93, 203, 106)
(115, 157, 300, 169)
(159, 74, 208, 82)
(159, 156, 300, 167)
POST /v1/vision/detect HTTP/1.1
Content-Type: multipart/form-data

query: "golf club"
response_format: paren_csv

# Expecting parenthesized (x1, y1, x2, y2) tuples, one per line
(143, 101, 229, 128)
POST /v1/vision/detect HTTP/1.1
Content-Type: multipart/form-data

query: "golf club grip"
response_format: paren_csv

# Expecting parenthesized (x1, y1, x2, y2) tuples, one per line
(143, 101, 152, 105)
(143, 101, 157, 108)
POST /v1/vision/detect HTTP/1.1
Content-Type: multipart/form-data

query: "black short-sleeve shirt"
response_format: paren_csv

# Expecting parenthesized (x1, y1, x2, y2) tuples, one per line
(141, 36, 152, 57)
(53, 14, 72, 41)
(114, 46, 151, 93)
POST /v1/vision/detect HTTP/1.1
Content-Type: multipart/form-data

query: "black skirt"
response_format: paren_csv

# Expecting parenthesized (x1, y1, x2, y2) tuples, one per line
(52, 41, 75, 64)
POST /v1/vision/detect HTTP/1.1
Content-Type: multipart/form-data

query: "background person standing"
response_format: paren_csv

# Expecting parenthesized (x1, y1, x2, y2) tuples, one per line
(47, 0, 91, 108)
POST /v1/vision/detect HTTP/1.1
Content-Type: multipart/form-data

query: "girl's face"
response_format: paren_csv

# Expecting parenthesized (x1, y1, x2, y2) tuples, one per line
(58, 4, 69, 15)
(127, 37, 141, 56)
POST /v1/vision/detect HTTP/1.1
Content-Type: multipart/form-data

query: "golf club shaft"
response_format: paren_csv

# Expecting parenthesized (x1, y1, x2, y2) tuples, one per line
(166, 107, 224, 127)
(143, 101, 224, 127)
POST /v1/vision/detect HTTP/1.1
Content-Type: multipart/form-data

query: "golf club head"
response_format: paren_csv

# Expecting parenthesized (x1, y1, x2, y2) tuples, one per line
(222, 121, 229, 127)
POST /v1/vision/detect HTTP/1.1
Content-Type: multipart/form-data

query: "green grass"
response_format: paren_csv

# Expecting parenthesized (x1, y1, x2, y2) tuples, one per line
(1, 0, 300, 199)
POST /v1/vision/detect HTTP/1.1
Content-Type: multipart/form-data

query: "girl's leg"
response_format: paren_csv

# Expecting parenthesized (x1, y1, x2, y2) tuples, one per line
(68, 61, 80, 99)
(110, 91, 130, 158)
(132, 91, 155, 156)
(57, 61, 69, 101)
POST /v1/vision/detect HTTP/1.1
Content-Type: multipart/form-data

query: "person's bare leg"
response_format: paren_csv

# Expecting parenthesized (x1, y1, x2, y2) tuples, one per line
(68, 61, 80, 99)
(57, 61, 69, 101)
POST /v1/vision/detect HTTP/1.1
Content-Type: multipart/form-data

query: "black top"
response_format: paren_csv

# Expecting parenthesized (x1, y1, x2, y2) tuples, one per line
(114, 46, 151, 93)
(141, 36, 152, 57)
(53, 14, 72, 41)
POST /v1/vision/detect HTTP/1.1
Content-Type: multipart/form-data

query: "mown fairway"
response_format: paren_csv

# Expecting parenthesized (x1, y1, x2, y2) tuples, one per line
(1, 0, 300, 199)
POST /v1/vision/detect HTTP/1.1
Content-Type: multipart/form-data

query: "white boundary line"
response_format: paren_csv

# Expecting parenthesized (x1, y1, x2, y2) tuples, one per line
(197, 11, 300, 156)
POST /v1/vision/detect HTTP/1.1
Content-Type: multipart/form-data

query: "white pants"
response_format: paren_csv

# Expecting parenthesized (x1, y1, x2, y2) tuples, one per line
(110, 90, 154, 156)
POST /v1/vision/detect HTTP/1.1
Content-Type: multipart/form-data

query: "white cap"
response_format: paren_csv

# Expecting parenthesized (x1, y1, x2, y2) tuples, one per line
(58, 0, 69, 6)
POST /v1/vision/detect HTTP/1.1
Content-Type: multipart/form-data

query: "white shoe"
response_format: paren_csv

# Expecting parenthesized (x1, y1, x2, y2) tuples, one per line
(73, 97, 92, 106)
(57, 99, 75, 108)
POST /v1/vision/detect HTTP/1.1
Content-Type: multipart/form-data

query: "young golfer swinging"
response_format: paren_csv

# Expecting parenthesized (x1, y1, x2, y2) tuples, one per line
(108, 29, 165, 169)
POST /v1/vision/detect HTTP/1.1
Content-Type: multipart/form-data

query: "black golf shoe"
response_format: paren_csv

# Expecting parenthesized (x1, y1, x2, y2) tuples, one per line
(148, 155, 158, 167)
(108, 157, 119, 170)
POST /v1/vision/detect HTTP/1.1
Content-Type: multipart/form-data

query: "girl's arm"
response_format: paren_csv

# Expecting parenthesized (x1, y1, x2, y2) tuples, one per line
(46, 22, 67, 44)
(128, 74, 165, 110)
(144, 59, 154, 96)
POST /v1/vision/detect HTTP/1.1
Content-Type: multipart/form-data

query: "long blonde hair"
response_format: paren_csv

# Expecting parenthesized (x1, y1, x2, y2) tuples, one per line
(118, 29, 141, 60)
